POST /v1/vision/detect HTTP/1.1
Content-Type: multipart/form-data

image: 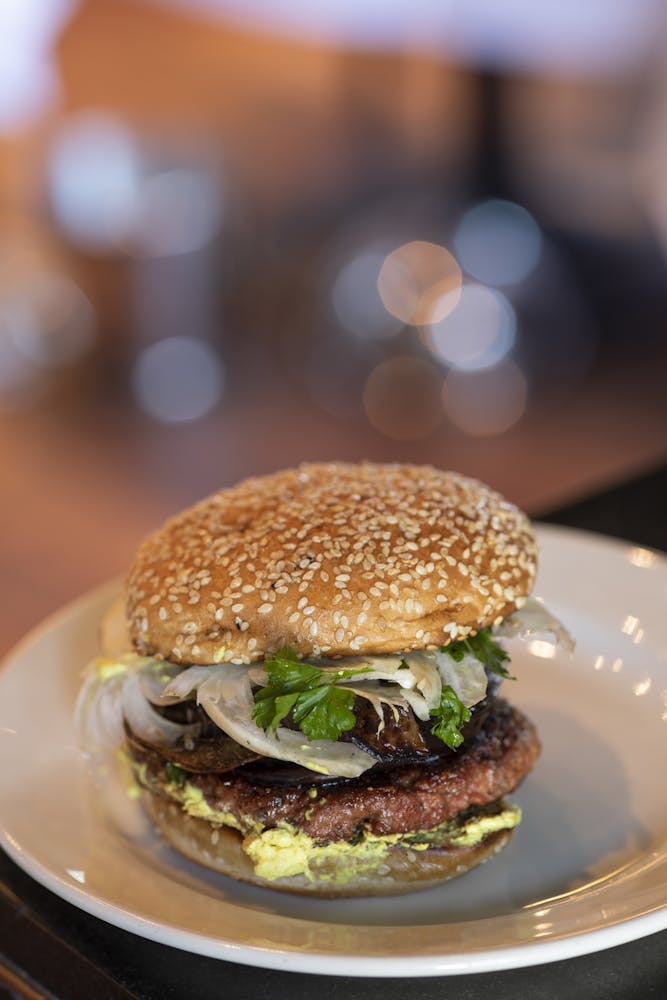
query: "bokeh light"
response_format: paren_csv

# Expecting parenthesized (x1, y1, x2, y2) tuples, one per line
(48, 112, 223, 257)
(442, 360, 527, 436)
(423, 283, 516, 371)
(363, 356, 443, 440)
(332, 250, 402, 340)
(0, 262, 96, 411)
(133, 166, 222, 258)
(0, 0, 73, 134)
(131, 336, 225, 423)
(48, 112, 141, 251)
(454, 200, 542, 286)
(377, 241, 462, 326)
(7, 275, 95, 369)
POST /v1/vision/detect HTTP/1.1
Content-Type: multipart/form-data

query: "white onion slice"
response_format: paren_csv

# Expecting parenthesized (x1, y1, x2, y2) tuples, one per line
(400, 687, 433, 722)
(75, 654, 144, 751)
(334, 649, 487, 712)
(314, 653, 443, 707)
(399, 654, 443, 707)
(76, 657, 201, 754)
(121, 673, 200, 747)
(339, 681, 412, 728)
(499, 597, 575, 654)
(75, 668, 127, 752)
(173, 664, 376, 777)
(339, 669, 435, 721)
(159, 666, 213, 702)
(431, 650, 489, 708)
(139, 663, 186, 706)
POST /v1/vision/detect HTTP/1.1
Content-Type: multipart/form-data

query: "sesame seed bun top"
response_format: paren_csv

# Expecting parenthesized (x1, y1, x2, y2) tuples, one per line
(125, 463, 538, 665)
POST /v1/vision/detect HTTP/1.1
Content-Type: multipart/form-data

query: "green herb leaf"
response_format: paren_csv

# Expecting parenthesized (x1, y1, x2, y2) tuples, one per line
(259, 647, 322, 692)
(430, 685, 471, 750)
(292, 685, 357, 741)
(252, 646, 368, 742)
(253, 688, 300, 733)
(166, 762, 186, 786)
(441, 627, 514, 679)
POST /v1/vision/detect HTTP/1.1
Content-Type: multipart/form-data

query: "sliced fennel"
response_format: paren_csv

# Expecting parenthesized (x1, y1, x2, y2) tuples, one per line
(499, 597, 575, 654)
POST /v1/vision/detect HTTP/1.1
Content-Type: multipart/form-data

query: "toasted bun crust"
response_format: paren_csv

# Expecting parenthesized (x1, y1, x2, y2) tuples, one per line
(142, 791, 514, 898)
(126, 463, 537, 664)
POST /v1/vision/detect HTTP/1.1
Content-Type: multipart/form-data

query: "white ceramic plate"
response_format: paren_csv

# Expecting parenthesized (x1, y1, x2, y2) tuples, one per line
(1, 524, 666, 977)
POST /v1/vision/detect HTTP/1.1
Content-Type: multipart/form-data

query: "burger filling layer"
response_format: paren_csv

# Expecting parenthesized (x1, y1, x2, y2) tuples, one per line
(125, 697, 538, 881)
(77, 598, 568, 881)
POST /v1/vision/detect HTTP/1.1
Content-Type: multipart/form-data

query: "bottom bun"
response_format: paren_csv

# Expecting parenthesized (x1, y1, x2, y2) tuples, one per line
(142, 789, 515, 898)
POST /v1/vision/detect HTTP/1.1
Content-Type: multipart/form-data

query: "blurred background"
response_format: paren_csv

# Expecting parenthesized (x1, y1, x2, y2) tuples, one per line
(2, 0, 667, 651)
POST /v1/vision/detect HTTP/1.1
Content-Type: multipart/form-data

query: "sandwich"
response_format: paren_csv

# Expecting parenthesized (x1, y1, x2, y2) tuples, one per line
(76, 462, 572, 897)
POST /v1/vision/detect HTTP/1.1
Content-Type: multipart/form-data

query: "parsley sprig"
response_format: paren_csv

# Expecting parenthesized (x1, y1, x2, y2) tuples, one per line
(442, 627, 514, 680)
(252, 647, 370, 742)
(430, 685, 471, 750)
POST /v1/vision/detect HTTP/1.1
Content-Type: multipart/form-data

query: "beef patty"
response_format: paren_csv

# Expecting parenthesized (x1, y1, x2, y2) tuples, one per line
(128, 698, 540, 843)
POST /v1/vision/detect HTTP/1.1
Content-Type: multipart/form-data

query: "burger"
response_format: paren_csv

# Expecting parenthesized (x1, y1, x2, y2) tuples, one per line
(76, 463, 572, 897)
